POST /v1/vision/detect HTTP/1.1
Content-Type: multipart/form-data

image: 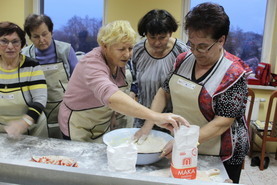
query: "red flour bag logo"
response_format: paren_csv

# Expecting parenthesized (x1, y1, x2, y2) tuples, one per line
(171, 125, 199, 180)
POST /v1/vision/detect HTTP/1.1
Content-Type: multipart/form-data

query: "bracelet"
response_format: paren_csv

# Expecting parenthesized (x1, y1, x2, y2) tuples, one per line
(22, 117, 33, 126)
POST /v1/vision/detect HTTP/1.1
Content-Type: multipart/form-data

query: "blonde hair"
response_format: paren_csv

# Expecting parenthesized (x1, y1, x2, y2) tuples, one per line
(97, 20, 137, 47)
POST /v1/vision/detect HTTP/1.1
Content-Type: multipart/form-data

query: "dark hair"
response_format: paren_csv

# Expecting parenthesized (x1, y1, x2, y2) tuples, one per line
(24, 14, 54, 37)
(138, 9, 178, 37)
(185, 2, 230, 41)
(0, 22, 26, 48)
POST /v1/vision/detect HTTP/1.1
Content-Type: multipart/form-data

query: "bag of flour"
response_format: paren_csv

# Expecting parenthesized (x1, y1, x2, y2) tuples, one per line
(171, 125, 199, 179)
(107, 142, 137, 173)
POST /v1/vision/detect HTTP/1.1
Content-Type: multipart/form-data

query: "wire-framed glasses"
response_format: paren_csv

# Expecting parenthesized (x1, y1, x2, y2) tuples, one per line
(187, 40, 218, 53)
(0, 39, 21, 47)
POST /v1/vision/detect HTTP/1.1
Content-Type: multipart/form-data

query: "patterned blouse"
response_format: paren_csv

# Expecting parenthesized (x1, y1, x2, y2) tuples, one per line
(131, 38, 189, 127)
(162, 51, 250, 165)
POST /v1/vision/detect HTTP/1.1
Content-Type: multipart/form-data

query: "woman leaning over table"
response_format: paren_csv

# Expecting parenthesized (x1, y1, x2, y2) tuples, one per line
(58, 20, 189, 143)
(0, 22, 48, 138)
(136, 3, 252, 183)
(131, 9, 189, 137)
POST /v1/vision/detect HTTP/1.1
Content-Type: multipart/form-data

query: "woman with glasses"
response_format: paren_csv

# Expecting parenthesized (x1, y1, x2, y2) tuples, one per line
(136, 3, 252, 183)
(131, 9, 189, 138)
(0, 22, 48, 138)
(21, 14, 78, 138)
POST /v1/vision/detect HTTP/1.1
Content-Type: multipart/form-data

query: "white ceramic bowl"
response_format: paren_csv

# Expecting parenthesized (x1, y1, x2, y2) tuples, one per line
(103, 128, 173, 165)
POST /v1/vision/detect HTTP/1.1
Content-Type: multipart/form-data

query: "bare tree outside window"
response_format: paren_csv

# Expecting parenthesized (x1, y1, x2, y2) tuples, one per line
(191, 0, 267, 73)
(44, 0, 104, 53)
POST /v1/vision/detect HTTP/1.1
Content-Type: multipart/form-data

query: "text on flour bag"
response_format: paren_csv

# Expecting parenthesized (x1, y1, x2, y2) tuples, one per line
(170, 125, 200, 179)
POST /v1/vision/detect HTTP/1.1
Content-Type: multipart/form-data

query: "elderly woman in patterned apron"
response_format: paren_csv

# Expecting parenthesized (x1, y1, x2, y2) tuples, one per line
(21, 14, 78, 138)
(137, 3, 252, 184)
(58, 20, 189, 143)
(0, 22, 48, 138)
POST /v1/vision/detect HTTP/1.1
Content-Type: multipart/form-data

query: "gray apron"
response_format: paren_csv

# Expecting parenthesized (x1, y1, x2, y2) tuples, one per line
(113, 66, 134, 129)
(41, 62, 68, 138)
(41, 62, 68, 124)
(69, 105, 114, 143)
(0, 88, 48, 137)
(69, 68, 131, 143)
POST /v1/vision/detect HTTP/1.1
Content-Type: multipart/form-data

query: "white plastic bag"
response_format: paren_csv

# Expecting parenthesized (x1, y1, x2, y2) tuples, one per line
(107, 142, 137, 173)
(171, 125, 199, 179)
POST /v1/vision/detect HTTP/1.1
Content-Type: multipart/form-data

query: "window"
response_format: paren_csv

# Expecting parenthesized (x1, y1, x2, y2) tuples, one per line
(42, 0, 104, 53)
(189, 0, 267, 72)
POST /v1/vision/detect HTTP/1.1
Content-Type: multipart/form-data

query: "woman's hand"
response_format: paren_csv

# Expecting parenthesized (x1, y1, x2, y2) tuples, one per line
(133, 121, 154, 142)
(154, 113, 190, 133)
(4, 119, 30, 139)
(160, 139, 174, 159)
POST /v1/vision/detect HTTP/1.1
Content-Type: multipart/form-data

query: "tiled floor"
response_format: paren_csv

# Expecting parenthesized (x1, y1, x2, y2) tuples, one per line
(240, 153, 276, 185)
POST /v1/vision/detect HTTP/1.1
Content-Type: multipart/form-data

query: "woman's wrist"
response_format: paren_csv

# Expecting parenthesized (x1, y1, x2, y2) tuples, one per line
(143, 120, 155, 129)
(22, 117, 34, 126)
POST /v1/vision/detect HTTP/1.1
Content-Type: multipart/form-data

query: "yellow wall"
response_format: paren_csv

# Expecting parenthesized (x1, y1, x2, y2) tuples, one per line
(254, 89, 275, 121)
(105, 0, 184, 39)
(0, 0, 34, 28)
(0, 0, 25, 27)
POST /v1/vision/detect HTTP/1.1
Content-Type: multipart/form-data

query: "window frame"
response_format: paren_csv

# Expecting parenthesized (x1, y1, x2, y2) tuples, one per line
(33, 0, 276, 72)
(261, 0, 277, 71)
(33, 0, 43, 14)
(34, 0, 106, 22)
(181, 0, 276, 72)
(33, 0, 105, 53)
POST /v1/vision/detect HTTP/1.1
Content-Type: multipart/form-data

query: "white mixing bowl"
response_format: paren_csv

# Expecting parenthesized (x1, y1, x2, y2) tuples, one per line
(103, 128, 173, 165)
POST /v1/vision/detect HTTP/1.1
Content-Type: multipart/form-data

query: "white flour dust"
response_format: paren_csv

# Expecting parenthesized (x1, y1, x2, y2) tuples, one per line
(136, 135, 167, 153)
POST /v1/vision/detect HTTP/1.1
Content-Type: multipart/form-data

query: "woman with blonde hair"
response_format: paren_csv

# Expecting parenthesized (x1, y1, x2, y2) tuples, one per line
(58, 20, 189, 142)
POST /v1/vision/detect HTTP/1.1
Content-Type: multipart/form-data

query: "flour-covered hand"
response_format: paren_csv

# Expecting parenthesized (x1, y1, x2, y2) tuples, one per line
(4, 119, 29, 139)
(154, 113, 190, 132)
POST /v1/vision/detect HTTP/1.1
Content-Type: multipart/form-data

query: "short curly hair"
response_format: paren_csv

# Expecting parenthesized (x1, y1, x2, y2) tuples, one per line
(24, 14, 54, 38)
(97, 20, 137, 47)
(138, 9, 178, 37)
(185, 2, 230, 41)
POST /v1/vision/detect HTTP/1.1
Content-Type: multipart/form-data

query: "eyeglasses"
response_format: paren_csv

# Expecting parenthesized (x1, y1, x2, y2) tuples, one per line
(0, 39, 21, 47)
(187, 40, 218, 53)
